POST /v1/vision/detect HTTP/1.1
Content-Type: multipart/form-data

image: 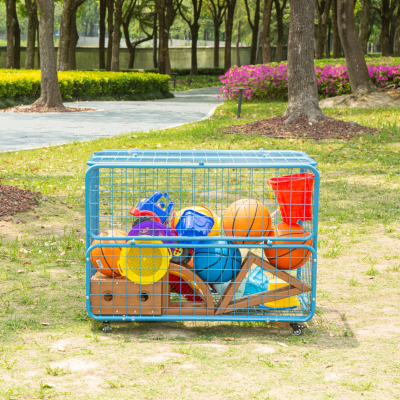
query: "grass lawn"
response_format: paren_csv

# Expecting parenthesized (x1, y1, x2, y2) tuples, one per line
(168, 75, 222, 91)
(0, 100, 400, 399)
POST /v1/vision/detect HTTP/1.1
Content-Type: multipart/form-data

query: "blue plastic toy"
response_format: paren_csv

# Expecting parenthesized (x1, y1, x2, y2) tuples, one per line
(129, 192, 174, 225)
(193, 241, 242, 283)
(175, 209, 215, 245)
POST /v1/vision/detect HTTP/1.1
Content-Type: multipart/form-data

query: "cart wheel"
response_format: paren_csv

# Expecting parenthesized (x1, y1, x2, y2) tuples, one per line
(103, 323, 112, 333)
(171, 247, 191, 264)
(132, 216, 155, 228)
(290, 323, 305, 336)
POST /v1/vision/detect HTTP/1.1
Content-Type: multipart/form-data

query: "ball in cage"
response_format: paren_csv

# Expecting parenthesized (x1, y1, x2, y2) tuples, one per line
(223, 198, 272, 244)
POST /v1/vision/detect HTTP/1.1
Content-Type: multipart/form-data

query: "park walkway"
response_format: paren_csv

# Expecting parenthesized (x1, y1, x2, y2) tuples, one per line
(0, 87, 224, 152)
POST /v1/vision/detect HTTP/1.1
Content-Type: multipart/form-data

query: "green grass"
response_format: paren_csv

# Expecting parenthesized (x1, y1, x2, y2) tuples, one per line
(0, 100, 400, 399)
(169, 75, 222, 91)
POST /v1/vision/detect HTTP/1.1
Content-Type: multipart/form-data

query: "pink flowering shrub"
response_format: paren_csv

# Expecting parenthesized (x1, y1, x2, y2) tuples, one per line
(219, 58, 400, 100)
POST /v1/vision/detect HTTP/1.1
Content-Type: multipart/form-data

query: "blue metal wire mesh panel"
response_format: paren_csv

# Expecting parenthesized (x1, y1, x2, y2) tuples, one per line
(85, 150, 319, 323)
(87, 149, 317, 166)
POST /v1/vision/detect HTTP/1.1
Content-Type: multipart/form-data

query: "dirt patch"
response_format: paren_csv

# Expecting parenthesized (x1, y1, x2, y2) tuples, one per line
(224, 114, 375, 140)
(2, 106, 95, 113)
(320, 89, 400, 109)
(141, 352, 184, 364)
(254, 345, 276, 354)
(0, 184, 42, 216)
(49, 358, 99, 372)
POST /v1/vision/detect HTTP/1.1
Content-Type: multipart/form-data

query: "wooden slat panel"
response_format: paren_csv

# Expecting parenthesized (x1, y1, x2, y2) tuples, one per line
(221, 285, 303, 313)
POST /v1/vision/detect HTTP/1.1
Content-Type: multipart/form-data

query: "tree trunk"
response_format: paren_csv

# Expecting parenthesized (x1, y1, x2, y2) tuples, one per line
(284, 0, 326, 123)
(389, 12, 396, 52)
(274, 0, 286, 62)
(332, 0, 341, 57)
(13, 7, 21, 68)
(326, 17, 332, 58)
(123, 19, 134, 69)
(68, 8, 79, 70)
(153, 13, 158, 68)
(155, 0, 177, 75)
(260, 0, 273, 63)
(190, 24, 199, 74)
(255, 25, 261, 62)
(5, 0, 17, 68)
(224, 0, 236, 71)
(315, 0, 333, 59)
(236, 20, 241, 66)
(25, 0, 39, 69)
(381, 13, 392, 56)
(34, 0, 64, 109)
(106, 0, 114, 71)
(359, 0, 370, 53)
(58, 0, 73, 71)
(245, 0, 261, 64)
(99, 0, 106, 69)
(213, 19, 220, 67)
(378, 0, 397, 57)
(394, 4, 400, 56)
(111, 0, 123, 71)
(58, 0, 85, 71)
(37, 24, 41, 68)
(337, 0, 376, 94)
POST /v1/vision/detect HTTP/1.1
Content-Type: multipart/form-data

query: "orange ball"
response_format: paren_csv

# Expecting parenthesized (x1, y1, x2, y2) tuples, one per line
(90, 230, 127, 277)
(223, 199, 271, 244)
(264, 223, 312, 270)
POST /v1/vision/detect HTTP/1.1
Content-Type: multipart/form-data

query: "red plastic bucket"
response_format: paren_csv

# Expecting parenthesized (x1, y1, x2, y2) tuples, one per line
(268, 173, 315, 226)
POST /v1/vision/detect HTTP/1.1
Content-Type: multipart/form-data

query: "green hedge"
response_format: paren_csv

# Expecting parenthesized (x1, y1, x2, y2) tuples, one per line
(87, 67, 225, 76)
(0, 70, 171, 101)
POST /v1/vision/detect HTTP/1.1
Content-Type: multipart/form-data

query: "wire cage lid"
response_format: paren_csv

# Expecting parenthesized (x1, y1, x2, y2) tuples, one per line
(87, 149, 317, 167)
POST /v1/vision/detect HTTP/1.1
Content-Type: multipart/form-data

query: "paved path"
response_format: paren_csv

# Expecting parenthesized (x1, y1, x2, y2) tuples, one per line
(0, 87, 224, 152)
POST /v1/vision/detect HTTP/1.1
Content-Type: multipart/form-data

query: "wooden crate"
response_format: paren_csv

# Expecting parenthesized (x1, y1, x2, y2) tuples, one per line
(90, 272, 168, 316)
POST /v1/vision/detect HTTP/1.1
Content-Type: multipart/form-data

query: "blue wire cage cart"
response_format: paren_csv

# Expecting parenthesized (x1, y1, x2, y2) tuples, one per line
(85, 150, 319, 335)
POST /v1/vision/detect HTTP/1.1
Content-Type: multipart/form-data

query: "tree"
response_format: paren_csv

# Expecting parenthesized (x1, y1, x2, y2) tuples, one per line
(235, 19, 240, 65)
(332, 0, 342, 57)
(153, 12, 158, 68)
(178, 0, 203, 75)
(359, 0, 371, 53)
(224, 0, 236, 71)
(34, 0, 64, 109)
(260, 0, 273, 62)
(372, 0, 397, 56)
(155, 0, 179, 75)
(106, 0, 114, 71)
(394, 2, 400, 55)
(273, 0, 287, 62)
(206, 0, 226, 67)
(244, 0, 261, 64)
(315, 0, 333, 59)
(99, 0, 106, 69)
(284, 0, 326, 124)
(110, 0, 125, 71)
(57, 0, 86, 71)
(5, 0, 21, 69)
(337, 0, 376, 94)
(24, 0, 39, 69)
(123, 1, 155, 69)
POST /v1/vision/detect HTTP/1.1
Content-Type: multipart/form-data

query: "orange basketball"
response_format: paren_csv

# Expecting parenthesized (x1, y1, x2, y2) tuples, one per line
(264, 223, 312, 270)
(223, 199, 271, 244)
(90, 230, 127, 277)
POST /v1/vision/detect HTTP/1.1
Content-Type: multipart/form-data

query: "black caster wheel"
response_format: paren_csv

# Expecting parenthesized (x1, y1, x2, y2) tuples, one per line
(103, 322, 112, 333)
(132, 216, 155, 228)
(290, 323, 306, 336)
(170, 246, 191, 264)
